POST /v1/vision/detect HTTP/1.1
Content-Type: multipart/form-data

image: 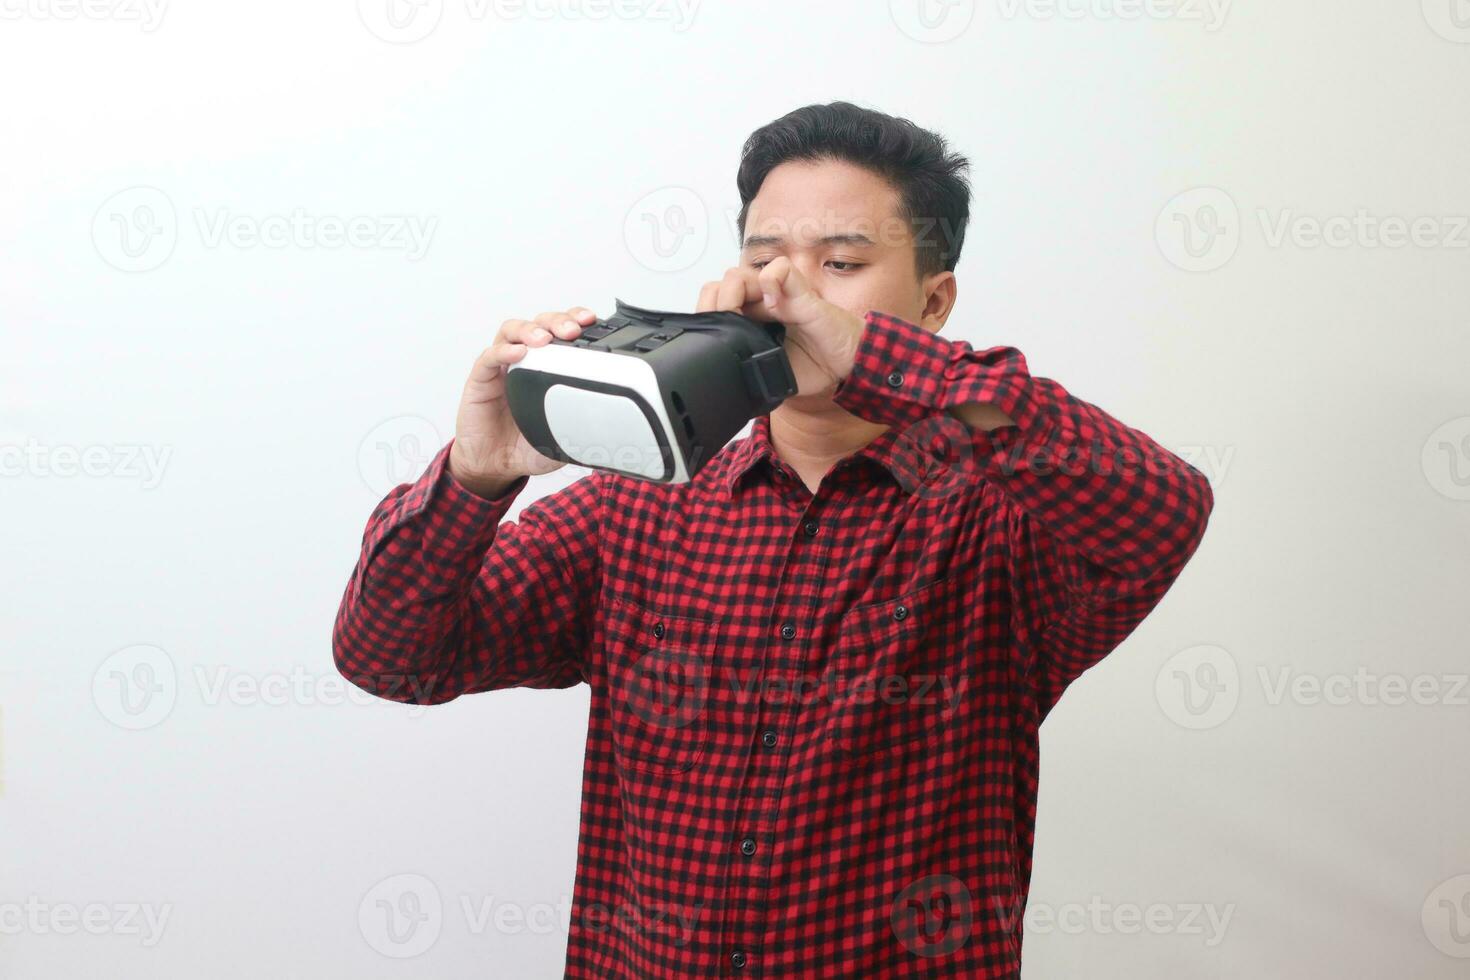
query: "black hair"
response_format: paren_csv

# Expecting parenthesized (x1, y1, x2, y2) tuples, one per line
(735, 101, 972, 278)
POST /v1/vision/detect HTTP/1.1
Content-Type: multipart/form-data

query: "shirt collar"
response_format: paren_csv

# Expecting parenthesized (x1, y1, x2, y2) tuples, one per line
(722, 412, 941, 498)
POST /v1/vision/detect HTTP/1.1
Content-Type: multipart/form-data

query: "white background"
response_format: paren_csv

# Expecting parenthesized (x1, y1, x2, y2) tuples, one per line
(3, 1, 1469, 977)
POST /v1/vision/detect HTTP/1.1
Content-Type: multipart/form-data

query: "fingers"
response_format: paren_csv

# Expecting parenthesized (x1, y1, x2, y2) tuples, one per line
(534, 307, 596, 340)
(465, 343, 513, 388)
(716, 266, 756, 312)
(696, 280, 720, 313)
(498, 317, 540, 346)
(757, 256, 800, 309)
(501, 307, 592, 348)
(697, 268, 761, 314)
(471, 318, 540, 386)
(476, 306, 598, 384)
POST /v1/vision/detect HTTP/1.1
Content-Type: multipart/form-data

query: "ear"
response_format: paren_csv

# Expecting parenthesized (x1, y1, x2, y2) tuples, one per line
(918, 270, 958, 333)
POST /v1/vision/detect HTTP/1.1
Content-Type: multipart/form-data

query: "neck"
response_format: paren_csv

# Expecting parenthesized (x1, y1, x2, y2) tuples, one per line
(769, 399, 889, 487)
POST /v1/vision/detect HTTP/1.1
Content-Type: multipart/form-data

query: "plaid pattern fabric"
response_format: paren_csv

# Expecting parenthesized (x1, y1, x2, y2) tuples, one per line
(334, 310, 1214, 978)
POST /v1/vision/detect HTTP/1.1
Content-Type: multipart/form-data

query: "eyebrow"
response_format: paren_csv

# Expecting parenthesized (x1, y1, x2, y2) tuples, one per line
(741, 233, 877, 249)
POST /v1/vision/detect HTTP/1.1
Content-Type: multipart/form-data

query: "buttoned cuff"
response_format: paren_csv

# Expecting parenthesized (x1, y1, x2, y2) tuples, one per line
(831, 311, 950, 428)
(351, 439, 528, 600)
(403, 439, 530, 546)
(831, 310, 1049, 437)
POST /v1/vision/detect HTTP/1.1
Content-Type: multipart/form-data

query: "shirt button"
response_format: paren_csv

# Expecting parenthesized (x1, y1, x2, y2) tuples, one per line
(761, 730, 778, 748)
(652, 622, 665, 639)
(893, 604, 909, 622)
(803, 519, 819, 537)
(731, 950, 748, 969)
(886, 370, 904, 388)
(740, 837, 757, 856)
(780, 622, 796, 640)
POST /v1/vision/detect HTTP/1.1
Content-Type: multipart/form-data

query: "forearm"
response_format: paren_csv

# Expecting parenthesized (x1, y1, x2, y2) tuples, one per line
(834, 311, 1213, 583)
(337, 436, 604, 712)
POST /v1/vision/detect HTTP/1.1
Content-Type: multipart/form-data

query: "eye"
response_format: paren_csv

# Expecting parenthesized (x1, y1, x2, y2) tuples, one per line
(827, 260, 865, 272)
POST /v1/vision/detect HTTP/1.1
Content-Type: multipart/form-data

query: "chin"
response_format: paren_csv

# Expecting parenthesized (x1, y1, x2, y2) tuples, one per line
(780, 388, 843, 412)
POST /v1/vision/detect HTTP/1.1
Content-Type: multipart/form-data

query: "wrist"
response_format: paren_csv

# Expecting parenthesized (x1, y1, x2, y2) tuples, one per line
(447, 445, 524, 501)
(455, 471, 520, 501)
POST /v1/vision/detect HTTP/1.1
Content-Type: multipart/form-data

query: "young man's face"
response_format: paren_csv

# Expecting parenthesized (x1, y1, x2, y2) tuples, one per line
(740, 158, 956, 339)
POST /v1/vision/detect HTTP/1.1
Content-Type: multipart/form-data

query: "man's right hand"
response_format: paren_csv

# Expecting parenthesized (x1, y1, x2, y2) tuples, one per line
(447, 306, 598, 499)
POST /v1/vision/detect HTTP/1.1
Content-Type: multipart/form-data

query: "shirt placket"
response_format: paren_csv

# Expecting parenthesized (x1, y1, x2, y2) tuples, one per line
(719, 464, 837, 976)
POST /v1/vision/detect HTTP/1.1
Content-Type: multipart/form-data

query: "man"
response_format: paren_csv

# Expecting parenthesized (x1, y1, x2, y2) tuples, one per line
(334, 101, 1214, 977)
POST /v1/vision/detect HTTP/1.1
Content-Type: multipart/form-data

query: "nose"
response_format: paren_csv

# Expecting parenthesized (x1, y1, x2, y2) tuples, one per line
(789, 256, 826, 299)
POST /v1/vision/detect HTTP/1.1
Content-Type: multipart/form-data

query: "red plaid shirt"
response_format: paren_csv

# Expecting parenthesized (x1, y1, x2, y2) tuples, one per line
(334, 310, 1213, 978)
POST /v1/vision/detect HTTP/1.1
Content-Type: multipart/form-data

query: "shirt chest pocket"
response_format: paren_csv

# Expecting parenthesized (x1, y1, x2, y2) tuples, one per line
(604, 597, 717, 775)
(825, 575, 968, 758)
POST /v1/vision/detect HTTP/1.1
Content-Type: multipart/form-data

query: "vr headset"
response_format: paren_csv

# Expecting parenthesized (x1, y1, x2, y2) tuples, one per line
(505, 299, 797, 483)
